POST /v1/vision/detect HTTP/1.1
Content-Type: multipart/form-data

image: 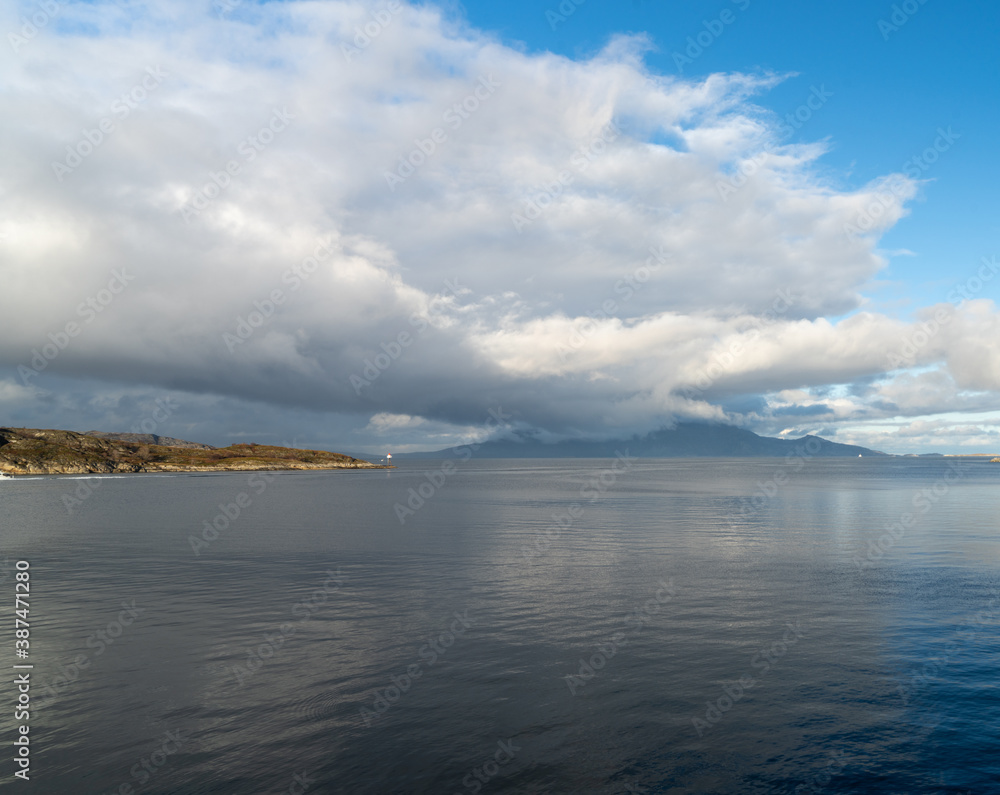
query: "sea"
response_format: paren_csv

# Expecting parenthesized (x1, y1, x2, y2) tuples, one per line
(1, 456, 998, 794)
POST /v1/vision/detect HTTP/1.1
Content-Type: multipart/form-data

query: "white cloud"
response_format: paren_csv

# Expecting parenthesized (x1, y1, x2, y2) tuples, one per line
(1, 0, 998, 452)
(365, 412, 425, 433)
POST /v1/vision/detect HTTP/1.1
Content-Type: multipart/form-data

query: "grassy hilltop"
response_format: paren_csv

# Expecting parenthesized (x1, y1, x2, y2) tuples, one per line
(0, 427, 384, 476)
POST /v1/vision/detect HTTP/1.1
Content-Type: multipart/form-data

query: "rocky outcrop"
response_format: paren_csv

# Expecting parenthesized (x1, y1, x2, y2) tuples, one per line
(0, 427, 385, 476)
(84, 431, 215, 450)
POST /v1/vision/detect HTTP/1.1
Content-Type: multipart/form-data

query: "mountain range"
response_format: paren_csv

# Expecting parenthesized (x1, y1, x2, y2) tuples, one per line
(393, 422, 887, 459)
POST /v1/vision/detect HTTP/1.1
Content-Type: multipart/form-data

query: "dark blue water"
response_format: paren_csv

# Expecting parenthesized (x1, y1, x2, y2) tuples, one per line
(1, 457, 998, 793)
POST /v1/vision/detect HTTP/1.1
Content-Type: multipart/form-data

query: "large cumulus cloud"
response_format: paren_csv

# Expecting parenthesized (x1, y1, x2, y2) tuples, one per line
(1, 0, 997, 452)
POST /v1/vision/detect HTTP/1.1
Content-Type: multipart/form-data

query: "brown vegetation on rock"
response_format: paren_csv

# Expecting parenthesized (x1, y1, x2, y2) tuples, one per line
(0, 427, 385, 476)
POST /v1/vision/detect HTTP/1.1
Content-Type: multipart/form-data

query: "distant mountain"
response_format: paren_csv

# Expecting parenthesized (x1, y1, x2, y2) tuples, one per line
(394, 422, 888, 459)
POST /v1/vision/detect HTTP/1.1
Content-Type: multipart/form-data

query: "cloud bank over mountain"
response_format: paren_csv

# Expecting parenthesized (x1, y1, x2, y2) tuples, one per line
(2, 0, 998, 453)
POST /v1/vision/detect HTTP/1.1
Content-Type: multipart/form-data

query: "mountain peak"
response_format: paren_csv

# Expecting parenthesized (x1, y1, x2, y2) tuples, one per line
(395, 422, 887, 459)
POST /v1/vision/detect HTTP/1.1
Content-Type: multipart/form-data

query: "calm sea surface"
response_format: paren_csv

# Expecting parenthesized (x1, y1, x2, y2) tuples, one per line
(1, 457, 998, 794)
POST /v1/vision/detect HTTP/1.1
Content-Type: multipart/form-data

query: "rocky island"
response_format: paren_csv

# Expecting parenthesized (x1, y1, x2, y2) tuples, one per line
(0, 427, 387, 476)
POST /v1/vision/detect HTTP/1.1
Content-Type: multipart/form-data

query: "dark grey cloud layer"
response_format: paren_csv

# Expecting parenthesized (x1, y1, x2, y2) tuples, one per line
(2, 1, 999, 453)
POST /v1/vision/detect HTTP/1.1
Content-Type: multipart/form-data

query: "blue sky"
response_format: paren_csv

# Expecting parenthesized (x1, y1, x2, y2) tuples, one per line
(455, 0, 1000, 316)
(1, 0, 999, 454)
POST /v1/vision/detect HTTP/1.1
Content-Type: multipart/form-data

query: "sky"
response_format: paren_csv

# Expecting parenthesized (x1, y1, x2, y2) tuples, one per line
(2, 0, 999, 455)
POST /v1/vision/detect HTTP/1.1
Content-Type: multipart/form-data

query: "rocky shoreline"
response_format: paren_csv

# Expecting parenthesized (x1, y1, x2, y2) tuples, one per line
(0, 427, 389, 476)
